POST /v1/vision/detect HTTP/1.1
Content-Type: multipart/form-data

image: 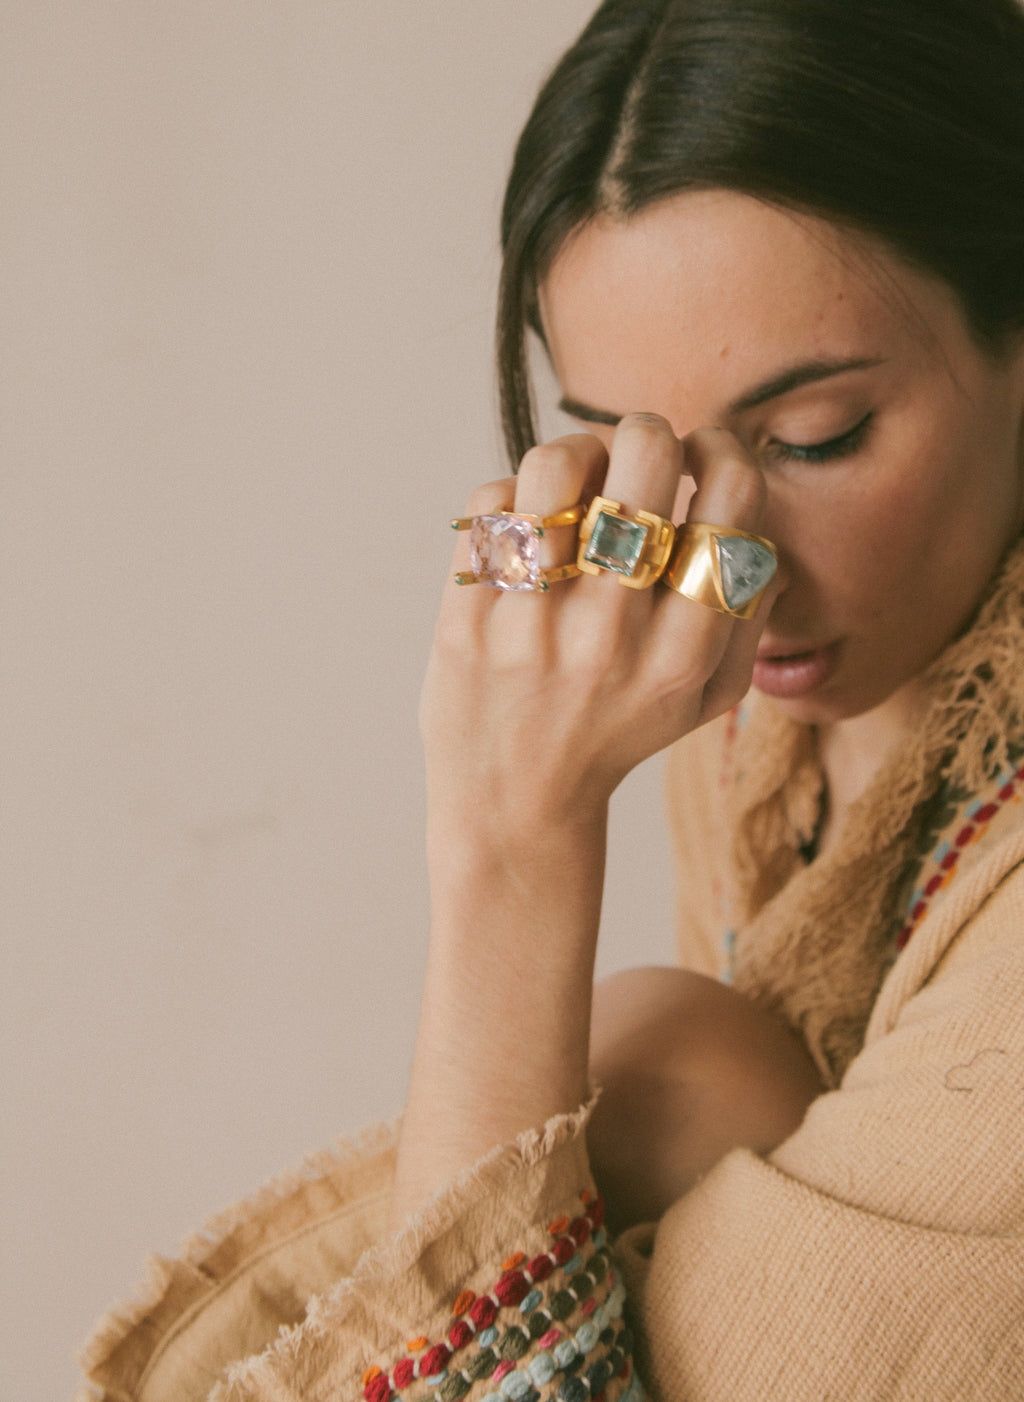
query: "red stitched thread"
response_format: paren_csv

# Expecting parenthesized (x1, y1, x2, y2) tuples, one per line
(361, 1192, 605, 1401)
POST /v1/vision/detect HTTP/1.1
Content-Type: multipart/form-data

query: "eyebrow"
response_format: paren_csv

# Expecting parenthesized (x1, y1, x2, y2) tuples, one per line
(558, 356, 885, 427)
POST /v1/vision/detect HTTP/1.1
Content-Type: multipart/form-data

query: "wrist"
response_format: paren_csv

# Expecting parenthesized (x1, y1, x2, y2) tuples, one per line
(425, 803, 608, 969)
(425, 785, 609, 865)
(426, 805, 607, 916)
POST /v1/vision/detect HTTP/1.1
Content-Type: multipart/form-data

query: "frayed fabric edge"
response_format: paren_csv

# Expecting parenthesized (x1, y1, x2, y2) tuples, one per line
(210, 1097, 597, 1401)
(74, 1118, 401, 1400)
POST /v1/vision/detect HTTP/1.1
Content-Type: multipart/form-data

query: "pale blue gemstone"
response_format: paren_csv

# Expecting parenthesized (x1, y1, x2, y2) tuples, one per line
(715, 535, 776, 609)
(585, 511, 648, 576)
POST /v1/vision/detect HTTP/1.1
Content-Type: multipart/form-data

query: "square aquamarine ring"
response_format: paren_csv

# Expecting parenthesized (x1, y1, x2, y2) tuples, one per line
(576, 496, 676, 589)
(450, 506, 584, 591)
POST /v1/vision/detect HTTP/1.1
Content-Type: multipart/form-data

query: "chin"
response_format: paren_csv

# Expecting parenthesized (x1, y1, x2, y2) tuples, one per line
(752, 672, 916, 732)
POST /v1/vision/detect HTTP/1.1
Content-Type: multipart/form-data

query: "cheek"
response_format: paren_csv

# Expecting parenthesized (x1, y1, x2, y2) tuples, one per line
(767, 461, 948, 620)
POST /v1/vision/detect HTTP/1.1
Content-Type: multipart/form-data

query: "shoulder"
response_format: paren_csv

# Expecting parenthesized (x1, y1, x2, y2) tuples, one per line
(869, 785, 1024, 1043)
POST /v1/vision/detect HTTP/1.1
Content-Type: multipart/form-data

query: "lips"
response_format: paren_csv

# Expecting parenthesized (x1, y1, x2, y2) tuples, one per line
(752, 640, 840, 700)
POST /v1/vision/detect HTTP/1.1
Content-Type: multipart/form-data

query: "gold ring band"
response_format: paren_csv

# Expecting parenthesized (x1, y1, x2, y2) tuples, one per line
(450, 504, 584, 537)
(455, 562, 582, 591)
(661, 523, 777, 618)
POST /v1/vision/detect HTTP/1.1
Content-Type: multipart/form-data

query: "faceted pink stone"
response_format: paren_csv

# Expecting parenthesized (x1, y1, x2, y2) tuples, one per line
(469, 514, 540, 590)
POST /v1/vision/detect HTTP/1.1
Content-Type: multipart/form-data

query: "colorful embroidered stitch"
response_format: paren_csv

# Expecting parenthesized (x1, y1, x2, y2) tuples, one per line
(362, 1193, 632, 1402)
(895, 756, 1024, 950)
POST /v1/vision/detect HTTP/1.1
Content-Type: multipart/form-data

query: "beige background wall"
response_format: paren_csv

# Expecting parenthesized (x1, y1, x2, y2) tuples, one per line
(1, 6, 674, 1398)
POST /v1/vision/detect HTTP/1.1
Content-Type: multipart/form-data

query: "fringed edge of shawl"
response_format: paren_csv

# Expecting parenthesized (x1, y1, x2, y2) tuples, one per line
(210, 1098, 596, 1400)
(74, 1119, 401, 1401)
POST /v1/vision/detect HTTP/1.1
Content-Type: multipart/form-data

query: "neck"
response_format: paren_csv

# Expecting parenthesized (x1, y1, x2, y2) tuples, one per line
(814, 681, 928, 857)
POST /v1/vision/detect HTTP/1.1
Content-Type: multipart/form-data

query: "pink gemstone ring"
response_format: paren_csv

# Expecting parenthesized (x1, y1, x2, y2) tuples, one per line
(450, 506, 584, 592)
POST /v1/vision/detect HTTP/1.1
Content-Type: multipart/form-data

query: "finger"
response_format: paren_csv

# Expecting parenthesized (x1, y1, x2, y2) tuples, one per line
(569, 414, 684, 616)
(683, 427, 767, 531)
(513, 433, 609, 570)
(697, 572, 781, 723)
(651, 427, 771, 667)
(598, 412, 685, 530)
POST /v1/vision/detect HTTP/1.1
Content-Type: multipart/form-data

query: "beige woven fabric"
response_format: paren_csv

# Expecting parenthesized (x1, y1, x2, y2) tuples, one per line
(621, 812, 1024, 1397)
(78, 546, 1024, 1400)
(668, 539, 1024, 1083)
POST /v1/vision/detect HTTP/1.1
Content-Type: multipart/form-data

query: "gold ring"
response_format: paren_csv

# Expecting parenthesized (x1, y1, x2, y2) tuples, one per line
(450, 507, 584, 592)
(660, 522, 777, 618)
(576, 496, 675, 590)
(454, 562, 582, 591)
(450, 504, 584, 536)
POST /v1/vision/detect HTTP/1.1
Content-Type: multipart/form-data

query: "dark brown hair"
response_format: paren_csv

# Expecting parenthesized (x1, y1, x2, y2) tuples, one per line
(497, 0, 1024, 464)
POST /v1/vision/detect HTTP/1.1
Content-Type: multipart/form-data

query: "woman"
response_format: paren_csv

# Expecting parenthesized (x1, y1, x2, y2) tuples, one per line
(79, 1, 1024, 1398)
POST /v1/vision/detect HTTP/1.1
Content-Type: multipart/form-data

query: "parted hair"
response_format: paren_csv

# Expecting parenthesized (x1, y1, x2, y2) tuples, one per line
(497, 0, 1024, 465)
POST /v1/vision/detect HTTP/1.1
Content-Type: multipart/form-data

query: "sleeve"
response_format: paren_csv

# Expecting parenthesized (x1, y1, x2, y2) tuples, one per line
(615, 861, 1024, 1401)
(77, 1104, 643, 1402)
(79, 862, 1024, 1402)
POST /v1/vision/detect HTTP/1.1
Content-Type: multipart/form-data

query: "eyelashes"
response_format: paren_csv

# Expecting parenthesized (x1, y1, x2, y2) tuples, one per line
(769, 411, 875, 465)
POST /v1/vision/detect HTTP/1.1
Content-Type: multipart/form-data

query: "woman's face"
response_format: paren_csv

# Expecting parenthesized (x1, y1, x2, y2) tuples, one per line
(538, 190, 1024, 728)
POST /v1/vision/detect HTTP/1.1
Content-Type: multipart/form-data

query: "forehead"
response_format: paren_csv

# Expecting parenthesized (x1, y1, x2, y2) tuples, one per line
(538, 191, 936, 415)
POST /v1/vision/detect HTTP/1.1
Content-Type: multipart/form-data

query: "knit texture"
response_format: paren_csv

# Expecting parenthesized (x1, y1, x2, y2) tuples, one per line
(721, 540, 1024, 1083)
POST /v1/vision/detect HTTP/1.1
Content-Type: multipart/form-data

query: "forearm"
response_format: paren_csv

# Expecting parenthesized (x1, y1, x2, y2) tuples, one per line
(389, 809, 607, 1226)
(392, 417, 773, 1228)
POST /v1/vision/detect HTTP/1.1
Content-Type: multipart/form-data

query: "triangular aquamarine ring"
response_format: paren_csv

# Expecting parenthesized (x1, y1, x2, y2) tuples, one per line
(660, 522, 777, 618)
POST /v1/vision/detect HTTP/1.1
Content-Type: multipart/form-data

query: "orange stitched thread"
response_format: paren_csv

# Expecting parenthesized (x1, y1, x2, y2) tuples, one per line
(451, 1290, 475, 1317)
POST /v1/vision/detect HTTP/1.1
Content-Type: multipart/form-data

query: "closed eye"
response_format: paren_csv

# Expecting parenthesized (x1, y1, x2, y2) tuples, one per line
(770, 412, 874, 464)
